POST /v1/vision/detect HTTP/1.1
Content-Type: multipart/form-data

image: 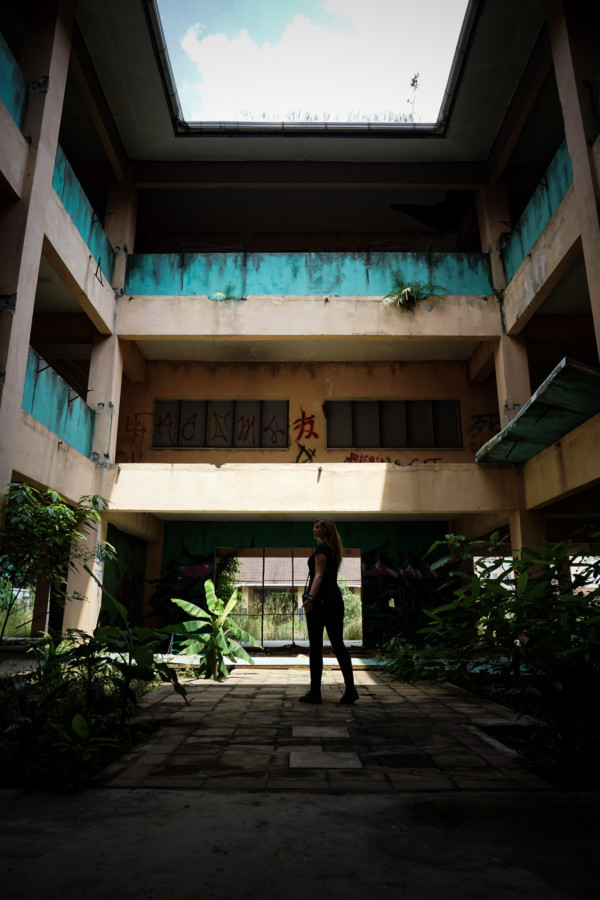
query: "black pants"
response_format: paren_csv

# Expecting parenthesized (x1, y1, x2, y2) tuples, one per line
(306, 596, 354, 691)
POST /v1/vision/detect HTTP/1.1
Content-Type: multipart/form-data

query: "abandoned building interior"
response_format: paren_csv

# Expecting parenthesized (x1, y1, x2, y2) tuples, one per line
(1, 0, 599, 647)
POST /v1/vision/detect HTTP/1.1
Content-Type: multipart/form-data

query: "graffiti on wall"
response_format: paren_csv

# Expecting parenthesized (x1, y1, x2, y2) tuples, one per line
(116, 411, 153, 463)
(294, 408, 320, 462)
(345, 453, 443, 465)
(467, 411, 500, 454)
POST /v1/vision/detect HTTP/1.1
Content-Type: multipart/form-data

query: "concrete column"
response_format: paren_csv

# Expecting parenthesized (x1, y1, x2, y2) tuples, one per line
(0, 0, 75, 495)
(107, 180, 138, 295)
(30, 575, 51, 636)
(475, 183, 510, 292)
(143, 519, 164, 623)
(509, 508, 547, 558)
(62, 514, 107, 634)
(494, 334, 531, 427)
(546, 0, 600, 354)
(88, 334, 124, 463)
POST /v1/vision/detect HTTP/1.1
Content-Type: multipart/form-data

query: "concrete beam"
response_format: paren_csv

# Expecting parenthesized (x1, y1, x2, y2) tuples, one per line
(43, 192, 115, 334)
(486, 29, 553, 184)
(503, 187, 581, 335)
(120, 338, 147, 384)
(101, 462, 521, 518)
(70, 23, 128, 182)
(117, 295, 502, 341)
(107, 510, 162, 542)
(131, 160, 488, 191)
(0, 98, 29, 198)
(449, 512, 510, 542)
(468, 341, 496, 383)
(523, 411, 600, 509)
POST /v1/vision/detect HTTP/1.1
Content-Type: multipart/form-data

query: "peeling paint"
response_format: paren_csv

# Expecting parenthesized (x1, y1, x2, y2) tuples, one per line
(124, 250, 493, 297)
(504, 140, 573, 283)
(52, 146, 114, 282)
(22, 348, 95, 457)
(0, 30, 27, 129)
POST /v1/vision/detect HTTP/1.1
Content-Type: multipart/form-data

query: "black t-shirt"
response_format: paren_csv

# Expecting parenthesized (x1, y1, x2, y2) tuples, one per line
(308, 542, 340, 600)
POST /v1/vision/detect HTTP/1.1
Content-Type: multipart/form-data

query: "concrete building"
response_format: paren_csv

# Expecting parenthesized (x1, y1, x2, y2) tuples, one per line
(1, 0, 599, 646)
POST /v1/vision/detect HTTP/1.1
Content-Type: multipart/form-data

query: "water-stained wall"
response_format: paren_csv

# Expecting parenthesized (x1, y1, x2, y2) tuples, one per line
(125, 250, 493, 298)
(22, 347, 95, 457)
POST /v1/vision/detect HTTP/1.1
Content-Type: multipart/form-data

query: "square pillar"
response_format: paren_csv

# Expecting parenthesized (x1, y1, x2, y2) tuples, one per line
(88, 334, 124, 463)
(107, 180, 138, 295)
(0, 0, 75, 494)
(509, 509, 547, 558)
(62, 514, 107, 634)
(31, 575, 51, 636)
(475, 183, 510, 291)
(547, 0, 600, 355)
(494, 334, 531, 426)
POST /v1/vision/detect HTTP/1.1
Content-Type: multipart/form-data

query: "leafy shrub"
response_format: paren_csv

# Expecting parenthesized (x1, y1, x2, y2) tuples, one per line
(167, 579, 262, 679)
(383, 531, 600, 783)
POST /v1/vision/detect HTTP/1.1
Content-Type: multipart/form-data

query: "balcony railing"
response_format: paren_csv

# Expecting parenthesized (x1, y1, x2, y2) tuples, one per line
(503, 139, 573, 284)
(52, 145, 114, 283)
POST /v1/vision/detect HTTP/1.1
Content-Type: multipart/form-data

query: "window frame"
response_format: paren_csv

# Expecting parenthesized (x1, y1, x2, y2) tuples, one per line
(152, 399, 289, 450)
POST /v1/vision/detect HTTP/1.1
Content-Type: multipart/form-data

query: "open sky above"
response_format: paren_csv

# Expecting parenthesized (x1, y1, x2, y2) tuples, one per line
(156, 0, 470, 124)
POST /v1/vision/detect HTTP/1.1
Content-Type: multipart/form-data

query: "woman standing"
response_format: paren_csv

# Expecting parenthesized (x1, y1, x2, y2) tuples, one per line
(299, 517, 359, 705)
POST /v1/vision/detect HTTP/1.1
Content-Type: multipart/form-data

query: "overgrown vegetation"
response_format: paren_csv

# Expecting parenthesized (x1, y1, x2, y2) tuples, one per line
(0, 482, 187, 789)
(383, 531, 600, 785)
(0, 483, 108, 642)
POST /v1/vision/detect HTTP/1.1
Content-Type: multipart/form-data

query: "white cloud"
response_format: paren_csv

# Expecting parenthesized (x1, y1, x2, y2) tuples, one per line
(179, 1, 468, 123)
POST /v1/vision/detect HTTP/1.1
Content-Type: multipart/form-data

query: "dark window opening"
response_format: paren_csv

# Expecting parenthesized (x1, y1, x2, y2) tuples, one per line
(325, 399, 462, 449)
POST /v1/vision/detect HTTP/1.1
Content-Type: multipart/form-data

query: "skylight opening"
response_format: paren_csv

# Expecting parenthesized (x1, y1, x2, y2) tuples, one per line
(155, 0, 471, 127)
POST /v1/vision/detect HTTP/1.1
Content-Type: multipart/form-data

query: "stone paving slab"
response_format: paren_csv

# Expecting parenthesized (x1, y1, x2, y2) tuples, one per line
(97, 668, 551, 793)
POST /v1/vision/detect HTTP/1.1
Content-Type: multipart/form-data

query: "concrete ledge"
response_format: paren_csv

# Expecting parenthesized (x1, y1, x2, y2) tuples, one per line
(117, 294, 501, 341)
(101, 461, 521, 517)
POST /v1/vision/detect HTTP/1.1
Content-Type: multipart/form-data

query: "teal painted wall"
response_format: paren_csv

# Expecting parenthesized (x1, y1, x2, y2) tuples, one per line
(22, 348, 95, 457)
(0, 29, 27, 129)
(162, 520, 447, 561)
(504, 139, 573, 283)
(125, 250, 493, 297)
(52, 145, 114, 282)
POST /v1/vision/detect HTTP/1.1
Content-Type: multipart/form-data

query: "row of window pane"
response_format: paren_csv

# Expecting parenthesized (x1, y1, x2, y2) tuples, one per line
(152, 398, 462, 450)
(153, 400, 289, 448)
(324, 400, 462, 448)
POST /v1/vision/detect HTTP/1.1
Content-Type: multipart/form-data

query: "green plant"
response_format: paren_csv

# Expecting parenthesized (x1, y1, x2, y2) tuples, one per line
(0, 483, 114, 641)
(167, 579, 262, 679)
(215, 554, 241, 605)
(381, 272, 447, 312)
(383, 530, 600, 783)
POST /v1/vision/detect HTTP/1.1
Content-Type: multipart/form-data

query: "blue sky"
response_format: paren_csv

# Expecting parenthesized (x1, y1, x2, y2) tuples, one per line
(156, 0, 470, 123)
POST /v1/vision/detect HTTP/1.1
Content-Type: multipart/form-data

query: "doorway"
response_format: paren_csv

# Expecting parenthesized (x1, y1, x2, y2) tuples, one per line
(216, 546, 362, 647)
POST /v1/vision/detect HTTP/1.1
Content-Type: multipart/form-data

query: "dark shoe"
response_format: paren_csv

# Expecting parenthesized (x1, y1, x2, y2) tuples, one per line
(338, 686, 359, 705)
(299, 691, 322, 704)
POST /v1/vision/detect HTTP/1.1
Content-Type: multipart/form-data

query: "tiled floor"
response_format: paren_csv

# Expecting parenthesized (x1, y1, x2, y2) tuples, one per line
(98, 667, 550, 793)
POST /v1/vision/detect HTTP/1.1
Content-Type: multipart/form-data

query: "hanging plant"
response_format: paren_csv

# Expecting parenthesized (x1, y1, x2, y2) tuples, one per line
(381, 272, 447, 312)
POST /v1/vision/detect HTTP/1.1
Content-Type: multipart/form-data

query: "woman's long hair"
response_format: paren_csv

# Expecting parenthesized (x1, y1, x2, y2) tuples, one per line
(315, 517, 343, 572)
